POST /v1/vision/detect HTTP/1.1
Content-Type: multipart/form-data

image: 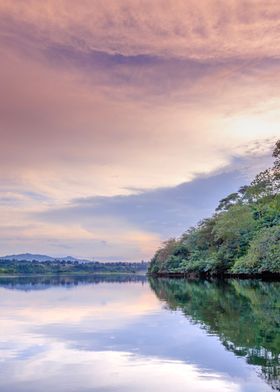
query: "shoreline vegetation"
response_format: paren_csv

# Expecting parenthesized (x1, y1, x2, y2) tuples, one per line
(0, 260, 148, 276)
(151, 272, 280, 281)
(149, 140, 280, 279)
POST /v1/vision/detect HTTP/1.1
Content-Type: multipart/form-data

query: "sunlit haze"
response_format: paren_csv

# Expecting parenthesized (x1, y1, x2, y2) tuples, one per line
(1, 1, 279, 260)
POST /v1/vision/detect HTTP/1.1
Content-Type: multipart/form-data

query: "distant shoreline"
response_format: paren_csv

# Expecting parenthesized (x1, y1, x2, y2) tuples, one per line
(0, 271, 147, 277)
(0, 259, 149, 276)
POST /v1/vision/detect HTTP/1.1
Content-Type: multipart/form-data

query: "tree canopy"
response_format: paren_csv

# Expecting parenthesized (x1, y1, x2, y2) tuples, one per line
(149, 140, 280, 276)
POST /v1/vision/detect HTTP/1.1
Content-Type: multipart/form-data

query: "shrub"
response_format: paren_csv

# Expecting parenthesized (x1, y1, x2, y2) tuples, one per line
(232, 226, 280, 273)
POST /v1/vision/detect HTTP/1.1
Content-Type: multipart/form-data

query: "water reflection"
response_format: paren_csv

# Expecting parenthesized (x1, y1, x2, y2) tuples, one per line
(0, 274, 146, 291)
(0, 275, 278, 391)
(150, 278, 280, 390)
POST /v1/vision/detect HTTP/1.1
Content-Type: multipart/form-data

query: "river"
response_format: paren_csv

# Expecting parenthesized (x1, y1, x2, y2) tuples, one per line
(0, 275, 279, 391)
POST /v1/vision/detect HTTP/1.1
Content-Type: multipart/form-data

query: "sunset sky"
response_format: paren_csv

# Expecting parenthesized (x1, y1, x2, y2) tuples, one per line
(0, 0, 279, 260)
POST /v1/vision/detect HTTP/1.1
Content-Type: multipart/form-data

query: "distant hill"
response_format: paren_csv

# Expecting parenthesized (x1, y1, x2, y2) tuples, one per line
(0, 253, 84, 263)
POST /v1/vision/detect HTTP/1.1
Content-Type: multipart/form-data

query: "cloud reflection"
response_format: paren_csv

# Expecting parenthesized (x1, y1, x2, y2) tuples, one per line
(0, 277, 272, 392)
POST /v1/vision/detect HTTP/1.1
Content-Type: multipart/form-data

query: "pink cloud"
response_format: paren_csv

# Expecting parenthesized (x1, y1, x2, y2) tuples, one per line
(1, 1, 280, 60)
(0, 0, 279, 258)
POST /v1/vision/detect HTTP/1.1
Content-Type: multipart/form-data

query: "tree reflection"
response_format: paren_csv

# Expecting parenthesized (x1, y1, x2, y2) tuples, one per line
(0, 274, 146, 291)
(150, 278, 280, 390)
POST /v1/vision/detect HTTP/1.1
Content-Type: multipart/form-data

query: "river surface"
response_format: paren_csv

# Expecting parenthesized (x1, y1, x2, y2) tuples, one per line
(0, 275, 279, 391)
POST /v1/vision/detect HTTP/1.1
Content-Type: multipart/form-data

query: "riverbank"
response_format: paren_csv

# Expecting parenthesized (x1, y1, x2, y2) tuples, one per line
(149, 271, 280, 281)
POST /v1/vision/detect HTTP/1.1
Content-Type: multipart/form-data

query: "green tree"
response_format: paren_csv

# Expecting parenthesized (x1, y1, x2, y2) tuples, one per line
(149, 139, 280, 276)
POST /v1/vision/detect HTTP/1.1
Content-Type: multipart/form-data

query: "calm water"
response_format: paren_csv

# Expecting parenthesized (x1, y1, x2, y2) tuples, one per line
(0, 275, 279, 392)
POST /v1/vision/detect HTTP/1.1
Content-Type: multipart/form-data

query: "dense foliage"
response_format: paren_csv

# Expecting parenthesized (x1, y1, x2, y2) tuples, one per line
(150, 278, 280, 389)
(149, 140, 280, 276)
(0, 259, 148, 275)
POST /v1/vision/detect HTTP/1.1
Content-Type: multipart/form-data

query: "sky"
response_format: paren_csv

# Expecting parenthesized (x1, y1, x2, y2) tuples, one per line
(0, 0, 279, 261)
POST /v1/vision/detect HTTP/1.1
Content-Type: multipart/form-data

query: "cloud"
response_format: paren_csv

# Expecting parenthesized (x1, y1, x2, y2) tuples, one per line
(0, 1, 279, 258)
(9, 152, 266, 260)
(2, 0, 280, 60)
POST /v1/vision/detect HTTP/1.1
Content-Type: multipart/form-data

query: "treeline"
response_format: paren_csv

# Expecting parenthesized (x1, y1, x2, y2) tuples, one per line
(0, 259, 149, 275)
(149, 140, 280, 276)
